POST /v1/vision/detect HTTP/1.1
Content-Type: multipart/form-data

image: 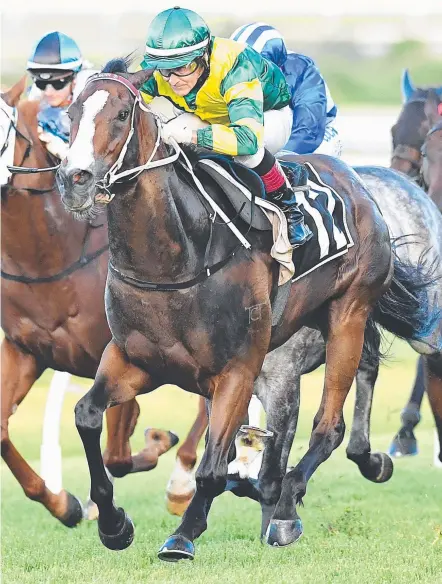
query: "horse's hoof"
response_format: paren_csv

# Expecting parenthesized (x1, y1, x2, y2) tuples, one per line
(165, 491, 194, 516)
(158, 534, 195, 562)
(360, 452, 394, 483)
(59, 493, 84, 528)
(389, 434, 418, 457)
(98, 510, 134, 551)
(265, 518, 303, 547)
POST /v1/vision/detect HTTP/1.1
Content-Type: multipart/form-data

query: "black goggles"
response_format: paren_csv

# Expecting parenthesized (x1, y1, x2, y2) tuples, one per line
(158, 60, 199, 80)
(34, 76, 74, 91)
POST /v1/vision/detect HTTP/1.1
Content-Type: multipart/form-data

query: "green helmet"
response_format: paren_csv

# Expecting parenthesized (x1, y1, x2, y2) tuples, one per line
(141, 6, 210, 70)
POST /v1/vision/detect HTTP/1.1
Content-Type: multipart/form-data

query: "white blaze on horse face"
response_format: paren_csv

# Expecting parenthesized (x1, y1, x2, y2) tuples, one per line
(65, 90, 109, 172)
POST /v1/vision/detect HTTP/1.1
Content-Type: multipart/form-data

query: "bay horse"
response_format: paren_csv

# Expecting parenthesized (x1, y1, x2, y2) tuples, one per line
(56, 59, 439, 560)
(1, 78, 177, 528)
(389, 72, 442, 457)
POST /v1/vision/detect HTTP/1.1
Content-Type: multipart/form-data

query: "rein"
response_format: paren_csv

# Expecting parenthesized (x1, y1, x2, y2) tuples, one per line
(85, 73, 252, 292)
(1, 104, 60, 175)
(420, 120, 442, 191)
(1, 104, 109, 284)
(1, 222, 109, 285)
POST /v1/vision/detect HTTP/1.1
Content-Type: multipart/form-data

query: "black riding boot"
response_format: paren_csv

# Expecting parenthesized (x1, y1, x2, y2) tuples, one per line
(268, 164, 313, 248)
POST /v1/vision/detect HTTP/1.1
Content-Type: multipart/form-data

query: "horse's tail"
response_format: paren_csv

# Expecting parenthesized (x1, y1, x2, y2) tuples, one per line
(364, 242, 441, 361)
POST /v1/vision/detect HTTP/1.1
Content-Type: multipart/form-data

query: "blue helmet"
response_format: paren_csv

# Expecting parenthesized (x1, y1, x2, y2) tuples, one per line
(27, 31, 83, 80)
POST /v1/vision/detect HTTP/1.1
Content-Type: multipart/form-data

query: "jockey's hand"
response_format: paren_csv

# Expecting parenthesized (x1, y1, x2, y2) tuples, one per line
(161, 118, 193, 145)
(38, 127, 69, 160)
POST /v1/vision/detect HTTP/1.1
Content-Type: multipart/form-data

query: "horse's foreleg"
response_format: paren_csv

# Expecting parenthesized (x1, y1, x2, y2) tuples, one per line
(1, 338, 83, 527)
(389, 357, 425, 457)
(75, 341, 156, 550)
(266, 297, 368, 547)
(346, 336, 393, 482)
(166, 396, 208, 516)
(158, 368, 254, 562)
(425, 354, 442, 463)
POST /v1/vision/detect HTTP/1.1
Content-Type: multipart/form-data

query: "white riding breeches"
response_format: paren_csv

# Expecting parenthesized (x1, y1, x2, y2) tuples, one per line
(313, 121, 342, 157)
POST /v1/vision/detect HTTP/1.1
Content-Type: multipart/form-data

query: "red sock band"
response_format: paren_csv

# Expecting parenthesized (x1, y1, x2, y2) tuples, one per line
(260, 163, 286, 194)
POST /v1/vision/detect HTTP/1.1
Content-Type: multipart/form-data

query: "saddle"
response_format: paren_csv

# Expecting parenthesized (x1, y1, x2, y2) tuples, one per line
(193, 153, 273, 231)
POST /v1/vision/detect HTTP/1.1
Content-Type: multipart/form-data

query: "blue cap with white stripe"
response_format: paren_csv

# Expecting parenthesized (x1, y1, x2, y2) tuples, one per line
(230, 22, 287, 68)
(27, 31, 83, 79)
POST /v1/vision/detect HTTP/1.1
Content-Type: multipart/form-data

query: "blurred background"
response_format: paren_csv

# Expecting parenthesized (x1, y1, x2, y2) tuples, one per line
(2, 0, 442, 164)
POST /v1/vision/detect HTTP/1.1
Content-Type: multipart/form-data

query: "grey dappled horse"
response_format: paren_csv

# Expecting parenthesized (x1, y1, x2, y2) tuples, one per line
(251, 166, 442, 537)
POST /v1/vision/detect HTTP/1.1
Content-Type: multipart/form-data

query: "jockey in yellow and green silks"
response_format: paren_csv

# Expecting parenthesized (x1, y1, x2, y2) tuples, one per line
(140, 6, 312, 248)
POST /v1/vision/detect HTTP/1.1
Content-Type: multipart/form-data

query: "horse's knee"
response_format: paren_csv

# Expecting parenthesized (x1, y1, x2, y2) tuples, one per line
(75, 397, 103, 433)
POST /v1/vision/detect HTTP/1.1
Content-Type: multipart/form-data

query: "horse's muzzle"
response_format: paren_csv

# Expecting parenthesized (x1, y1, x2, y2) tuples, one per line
(56, 164, 95, 212)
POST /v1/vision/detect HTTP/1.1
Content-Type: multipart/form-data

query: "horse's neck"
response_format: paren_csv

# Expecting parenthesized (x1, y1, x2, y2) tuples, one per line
(107, 162, 211, 281)
(1, 103, 88, 273)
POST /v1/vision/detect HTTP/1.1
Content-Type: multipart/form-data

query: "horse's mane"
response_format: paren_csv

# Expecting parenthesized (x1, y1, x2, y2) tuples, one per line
(101, 55, 135, 75)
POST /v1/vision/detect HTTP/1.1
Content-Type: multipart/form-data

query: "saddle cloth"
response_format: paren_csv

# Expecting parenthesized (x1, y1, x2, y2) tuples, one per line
(196, 156, 354, 285)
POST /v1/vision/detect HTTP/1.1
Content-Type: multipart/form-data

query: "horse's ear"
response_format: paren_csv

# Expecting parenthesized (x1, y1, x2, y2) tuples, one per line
(401, 69, 415, 103)
(130, 69, 155, 90)
(424, 90, 442, 127)
(1, 75, 27, 107)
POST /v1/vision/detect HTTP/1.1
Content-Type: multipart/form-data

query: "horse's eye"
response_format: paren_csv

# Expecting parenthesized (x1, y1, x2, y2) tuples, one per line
(118, 110, 129, 122)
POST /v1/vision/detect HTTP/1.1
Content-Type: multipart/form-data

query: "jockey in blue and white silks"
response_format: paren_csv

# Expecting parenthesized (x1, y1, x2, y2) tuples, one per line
(230, 23, 342, 157)
(26, 31, 97, 159)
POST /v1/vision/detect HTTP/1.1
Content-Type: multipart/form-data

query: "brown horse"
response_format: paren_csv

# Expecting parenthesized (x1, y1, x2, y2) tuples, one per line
(421, 90, 442, 210)
(56, 60, 439, 560)
(1, 77, 177, 528)
(389, 73, 442, 458)
(391, 69, 442, 185)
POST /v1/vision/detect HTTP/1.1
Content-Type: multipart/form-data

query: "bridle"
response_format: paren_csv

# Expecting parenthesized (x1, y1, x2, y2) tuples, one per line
(81, 72, 252, 291)
(1, 99, 109, 284)
(391, 96, 428, 180)
(420, 120, 442, 191)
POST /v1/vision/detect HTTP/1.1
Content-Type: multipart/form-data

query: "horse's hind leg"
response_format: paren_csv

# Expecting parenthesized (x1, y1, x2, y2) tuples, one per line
(166, 396, 208, 516)
(346, 333, 394, 483)
(425, 354, 442, 463)
(389, 357, 425, 457)
(254, 350, 301, 539)
(1, 338, 83, 527)
(159, 366, 255, 562)
(75, 341, 157, 550)
(266, 293, 370, 547)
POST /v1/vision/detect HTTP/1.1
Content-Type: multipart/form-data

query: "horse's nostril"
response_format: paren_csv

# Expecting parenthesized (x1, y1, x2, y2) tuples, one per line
(72, 169, 92, 186)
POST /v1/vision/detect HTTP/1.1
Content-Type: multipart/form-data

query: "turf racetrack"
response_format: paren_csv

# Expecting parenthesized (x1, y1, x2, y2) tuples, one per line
(2, 338, 441, 583)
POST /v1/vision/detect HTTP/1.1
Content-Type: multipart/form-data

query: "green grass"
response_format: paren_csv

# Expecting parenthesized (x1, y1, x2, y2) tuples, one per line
(2, 338, 442, 583)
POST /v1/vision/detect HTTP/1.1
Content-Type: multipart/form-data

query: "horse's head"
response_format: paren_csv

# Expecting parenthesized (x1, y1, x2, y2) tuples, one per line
(390, 69, 442, 179)
(1, 76, 56, 191)
(56, 57, 154, 218)
(421, 90, 442, 211)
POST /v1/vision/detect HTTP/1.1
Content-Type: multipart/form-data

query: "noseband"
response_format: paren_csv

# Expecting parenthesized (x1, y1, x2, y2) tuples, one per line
(391, 96, 429, 179)
(420, 120, 442, 191)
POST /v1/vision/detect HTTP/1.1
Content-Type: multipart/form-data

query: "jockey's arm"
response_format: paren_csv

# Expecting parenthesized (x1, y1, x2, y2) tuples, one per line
(285, 60, 327, 155)
(140, 75, 157, 106)
(196, 79, 264, 157)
